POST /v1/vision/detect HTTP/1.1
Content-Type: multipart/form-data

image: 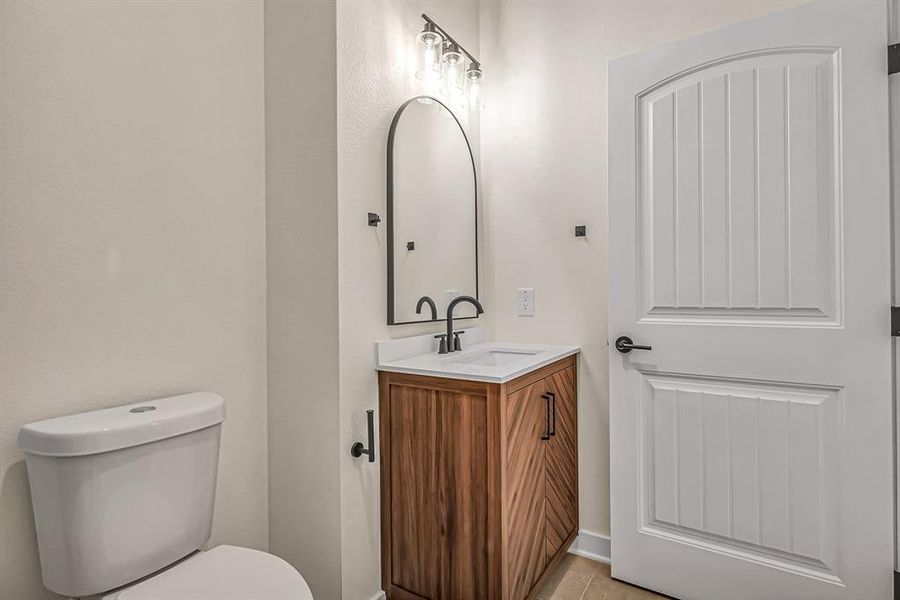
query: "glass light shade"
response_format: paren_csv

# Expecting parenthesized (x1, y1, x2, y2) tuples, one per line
(415, 24, 443, 82)
(465, 64, 483, 110)
(441, 43, 464, 101)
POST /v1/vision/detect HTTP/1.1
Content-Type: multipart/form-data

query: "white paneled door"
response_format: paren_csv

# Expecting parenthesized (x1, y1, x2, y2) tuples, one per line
(608, 2, 892, 599)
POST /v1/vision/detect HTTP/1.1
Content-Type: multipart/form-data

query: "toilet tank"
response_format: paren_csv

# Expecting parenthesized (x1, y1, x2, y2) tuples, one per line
(18, 392, 226, 598)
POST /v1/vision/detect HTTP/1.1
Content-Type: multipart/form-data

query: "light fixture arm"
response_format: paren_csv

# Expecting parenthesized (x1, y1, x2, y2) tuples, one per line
(421, 13, 480, 67)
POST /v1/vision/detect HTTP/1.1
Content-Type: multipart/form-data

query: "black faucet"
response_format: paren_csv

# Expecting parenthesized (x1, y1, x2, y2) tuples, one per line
(443, 295, 484, 353)
(415, 295, 438, 320)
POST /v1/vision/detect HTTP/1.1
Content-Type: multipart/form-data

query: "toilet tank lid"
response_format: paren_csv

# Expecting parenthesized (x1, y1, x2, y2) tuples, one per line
(18, 392, 226, 457)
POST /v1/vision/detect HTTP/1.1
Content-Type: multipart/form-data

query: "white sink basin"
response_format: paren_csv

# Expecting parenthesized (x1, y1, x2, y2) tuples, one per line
(375, 327, 579, 383)
(450, 348, 541, 367)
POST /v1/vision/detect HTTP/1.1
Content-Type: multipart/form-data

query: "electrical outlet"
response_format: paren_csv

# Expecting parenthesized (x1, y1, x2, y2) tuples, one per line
(518, 288, 535, 316)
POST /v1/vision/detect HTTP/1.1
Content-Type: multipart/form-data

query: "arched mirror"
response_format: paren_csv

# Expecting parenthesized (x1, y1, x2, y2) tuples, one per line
(387, 96, 479, 325)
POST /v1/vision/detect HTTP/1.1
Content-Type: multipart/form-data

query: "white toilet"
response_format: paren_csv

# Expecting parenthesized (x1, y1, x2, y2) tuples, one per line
(18, 392, 313, 600)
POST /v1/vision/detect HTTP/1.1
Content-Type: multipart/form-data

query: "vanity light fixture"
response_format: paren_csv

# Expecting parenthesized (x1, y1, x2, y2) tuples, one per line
(417, 14, 483, 111)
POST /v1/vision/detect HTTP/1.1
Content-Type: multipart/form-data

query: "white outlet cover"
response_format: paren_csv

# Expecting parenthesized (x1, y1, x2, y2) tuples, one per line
(518, 288, 535, 316)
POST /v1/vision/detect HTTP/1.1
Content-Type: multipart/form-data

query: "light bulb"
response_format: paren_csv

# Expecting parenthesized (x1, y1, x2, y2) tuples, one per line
(467, 80, 481, 110)
(445, 62, 460, 89)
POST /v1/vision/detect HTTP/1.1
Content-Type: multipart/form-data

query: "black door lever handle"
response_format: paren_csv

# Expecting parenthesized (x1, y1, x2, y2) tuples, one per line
(615, 335, 652, 354)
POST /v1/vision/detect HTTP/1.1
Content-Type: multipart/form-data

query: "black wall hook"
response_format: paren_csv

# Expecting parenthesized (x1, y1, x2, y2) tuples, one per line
(368, 213, 381, 227)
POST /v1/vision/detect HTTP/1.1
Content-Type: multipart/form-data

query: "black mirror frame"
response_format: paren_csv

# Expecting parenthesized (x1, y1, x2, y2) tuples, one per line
(386, 95, 480, 326)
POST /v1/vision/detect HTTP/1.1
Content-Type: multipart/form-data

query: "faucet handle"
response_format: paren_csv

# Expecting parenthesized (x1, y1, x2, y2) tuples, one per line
(452, 330, 465, 352)
(434, 334, 449, 354)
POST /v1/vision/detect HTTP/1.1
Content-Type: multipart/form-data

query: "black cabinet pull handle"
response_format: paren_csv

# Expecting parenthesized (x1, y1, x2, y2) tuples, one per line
(615, 335, 652, 354)
(350, 409, 376, 463)
(548, 392, 556, 436)
(541, 394, 552, 441)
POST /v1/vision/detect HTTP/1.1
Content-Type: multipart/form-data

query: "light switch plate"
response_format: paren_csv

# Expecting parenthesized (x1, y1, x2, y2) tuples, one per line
(518, 288, 535, 316)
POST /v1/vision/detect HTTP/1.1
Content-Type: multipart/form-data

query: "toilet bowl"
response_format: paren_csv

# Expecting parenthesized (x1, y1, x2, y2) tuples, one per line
(101, 546, 312, 600)
(18, 392, 313, 600)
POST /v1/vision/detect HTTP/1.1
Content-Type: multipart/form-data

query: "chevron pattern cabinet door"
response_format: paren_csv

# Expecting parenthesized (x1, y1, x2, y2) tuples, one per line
(545, 366, 578, 560)
(505, 379, 548, 600)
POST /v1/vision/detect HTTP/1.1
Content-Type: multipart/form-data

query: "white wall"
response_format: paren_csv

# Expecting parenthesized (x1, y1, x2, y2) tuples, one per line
(335, 2, 481, 598)
(0, 2, 268, 599)
(264, 1, 343, 598)
(479, 0, 806, 539)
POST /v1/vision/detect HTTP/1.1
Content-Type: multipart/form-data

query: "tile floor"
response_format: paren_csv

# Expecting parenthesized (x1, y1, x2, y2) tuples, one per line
(534, 554, 669, 599)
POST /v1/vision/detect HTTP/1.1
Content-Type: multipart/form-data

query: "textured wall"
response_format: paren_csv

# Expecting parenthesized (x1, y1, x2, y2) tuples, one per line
(336, 2, 481, 598)
(264, 1, 342, 598)
(0, 2, 268, 599)
(479, 0, 807, 540)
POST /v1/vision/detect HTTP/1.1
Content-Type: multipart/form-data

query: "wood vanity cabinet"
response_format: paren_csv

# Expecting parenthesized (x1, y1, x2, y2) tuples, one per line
(378, 356, 578, 600)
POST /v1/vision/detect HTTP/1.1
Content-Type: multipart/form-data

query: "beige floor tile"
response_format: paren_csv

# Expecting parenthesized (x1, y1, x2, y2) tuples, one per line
(534, 554, 668, 600)
(566, 555, 605, 578)
(582, 574, 667, 600)
(533, 555, 594, 600)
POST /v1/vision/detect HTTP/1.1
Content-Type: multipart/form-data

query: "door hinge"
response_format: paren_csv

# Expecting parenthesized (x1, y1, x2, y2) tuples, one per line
(890, 43, 900, 75)
(892, 307, 900, 336)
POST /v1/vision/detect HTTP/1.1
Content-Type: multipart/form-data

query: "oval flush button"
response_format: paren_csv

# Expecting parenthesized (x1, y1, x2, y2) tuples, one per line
(129, 406, 157, 413)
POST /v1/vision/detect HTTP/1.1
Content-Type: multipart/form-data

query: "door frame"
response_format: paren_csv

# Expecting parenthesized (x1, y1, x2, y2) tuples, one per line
(890, 0, 900, 582)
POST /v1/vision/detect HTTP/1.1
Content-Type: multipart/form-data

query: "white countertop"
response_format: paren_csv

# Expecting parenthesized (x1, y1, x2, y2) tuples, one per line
(376, 327, 580, 383)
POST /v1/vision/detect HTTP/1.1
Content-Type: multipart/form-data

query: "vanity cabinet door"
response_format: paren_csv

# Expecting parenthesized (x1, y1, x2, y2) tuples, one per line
(382, 379, 490, 600)
(544, 366, 578, 560)
(505, 379, 549, 600)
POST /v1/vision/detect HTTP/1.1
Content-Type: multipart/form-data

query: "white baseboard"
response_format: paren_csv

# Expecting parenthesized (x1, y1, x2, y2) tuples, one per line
(368, 592, 387, 600)
(568, 529, 611, 564)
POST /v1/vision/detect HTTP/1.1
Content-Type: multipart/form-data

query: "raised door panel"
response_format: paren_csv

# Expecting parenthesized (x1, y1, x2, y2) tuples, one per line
(388, 383, 489, 599)
(639, 374, 841, 582)
(505, 380, 548, 600)
(638, 49, 840, 325)
(545, 367, 578, 560)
